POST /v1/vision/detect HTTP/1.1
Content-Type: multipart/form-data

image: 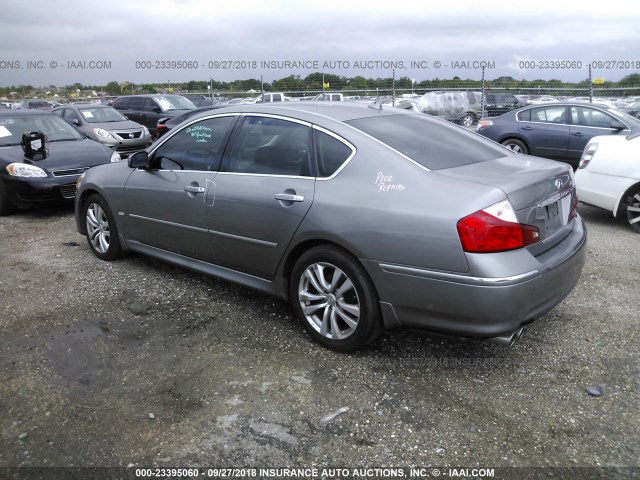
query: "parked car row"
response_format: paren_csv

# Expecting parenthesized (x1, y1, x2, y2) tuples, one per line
(52, 103, 152, 156)
(476, 102, 640, 169)
(0, 110, 120, 215)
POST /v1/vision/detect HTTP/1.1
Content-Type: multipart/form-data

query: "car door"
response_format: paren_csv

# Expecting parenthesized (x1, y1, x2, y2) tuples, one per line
(124, 115, 237, 259)
(205, 115, 315, 278)
(568, 106, 630, 163)
(518, 105, 570, 160)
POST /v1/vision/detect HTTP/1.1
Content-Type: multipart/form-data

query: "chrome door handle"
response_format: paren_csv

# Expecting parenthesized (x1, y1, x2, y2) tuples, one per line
(184, 186, 205, 193)
(274, 193, 304, 202)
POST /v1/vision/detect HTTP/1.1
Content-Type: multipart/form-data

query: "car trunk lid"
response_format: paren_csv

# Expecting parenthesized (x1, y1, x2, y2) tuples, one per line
(435, 155, 577, 247)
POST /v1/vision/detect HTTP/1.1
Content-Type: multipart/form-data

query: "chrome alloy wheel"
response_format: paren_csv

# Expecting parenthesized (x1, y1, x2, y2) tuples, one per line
(627, 191, 640, 233)
(86, 202, 111, 254)
(298, 262, 360, 340)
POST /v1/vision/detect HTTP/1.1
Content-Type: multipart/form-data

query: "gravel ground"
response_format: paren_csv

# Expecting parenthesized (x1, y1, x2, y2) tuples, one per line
(0, 203, 638, 480)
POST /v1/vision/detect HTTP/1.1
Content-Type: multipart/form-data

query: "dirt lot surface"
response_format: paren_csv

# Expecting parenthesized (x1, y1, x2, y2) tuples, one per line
(0, 203, 638, 480)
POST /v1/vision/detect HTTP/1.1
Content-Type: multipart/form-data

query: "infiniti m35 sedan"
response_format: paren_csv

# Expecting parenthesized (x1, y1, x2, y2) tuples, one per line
(75, 103, 587, 352)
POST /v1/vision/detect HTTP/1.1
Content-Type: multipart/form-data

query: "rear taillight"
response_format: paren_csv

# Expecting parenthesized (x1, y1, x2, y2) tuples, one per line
(476, 119, 493, 132)
(579, 142, 598, 169)
(457, 200, 540, 253)
(569, 193, 578, 221)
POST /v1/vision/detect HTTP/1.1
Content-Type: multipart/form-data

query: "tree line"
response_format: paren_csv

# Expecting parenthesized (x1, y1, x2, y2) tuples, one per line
(2, 73, 640, 98)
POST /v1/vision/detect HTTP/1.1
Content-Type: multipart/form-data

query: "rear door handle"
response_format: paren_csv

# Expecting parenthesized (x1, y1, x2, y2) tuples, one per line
(184, 186, 205, 193)
(571, 132, 584, 137)
(274, 193, 304, 202)
(521, 126, 533, 130)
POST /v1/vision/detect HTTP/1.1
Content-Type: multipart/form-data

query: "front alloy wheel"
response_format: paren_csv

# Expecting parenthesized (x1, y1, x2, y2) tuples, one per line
(290, 246, 383, 352)
(83, 194, 124, 260)
(626, 190, 640, 233)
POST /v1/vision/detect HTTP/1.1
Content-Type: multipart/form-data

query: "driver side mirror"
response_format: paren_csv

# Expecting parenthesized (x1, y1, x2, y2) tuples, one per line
(610, 120, 626, 130)
(129, 151, 150, 169)
(152, 107, 161, 113)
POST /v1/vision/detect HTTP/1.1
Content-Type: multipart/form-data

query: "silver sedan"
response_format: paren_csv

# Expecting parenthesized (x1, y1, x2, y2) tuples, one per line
(75, 103, 587, 352)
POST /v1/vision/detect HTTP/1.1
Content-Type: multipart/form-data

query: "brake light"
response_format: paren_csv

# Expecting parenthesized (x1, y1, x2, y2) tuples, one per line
(457, 200, 540, 253)
(476, 119, 493, 132)
(579, 142, 597, 169)
(569, 193, 578, 221)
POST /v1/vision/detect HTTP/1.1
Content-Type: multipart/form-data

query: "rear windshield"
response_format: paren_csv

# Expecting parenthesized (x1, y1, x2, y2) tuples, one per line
(346, 114, 505, 170)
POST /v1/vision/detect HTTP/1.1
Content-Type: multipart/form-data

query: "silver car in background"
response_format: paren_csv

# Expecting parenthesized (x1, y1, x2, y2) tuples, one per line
(53, 103, 152, 158)
(74, 103, 586, 352)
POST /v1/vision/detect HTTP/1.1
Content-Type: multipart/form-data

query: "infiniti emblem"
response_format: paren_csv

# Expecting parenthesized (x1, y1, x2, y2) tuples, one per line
(554, 179, 563, 190)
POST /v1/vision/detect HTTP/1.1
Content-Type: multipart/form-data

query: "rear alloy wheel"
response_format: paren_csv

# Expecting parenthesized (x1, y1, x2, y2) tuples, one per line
(290, 245, 383, 352)
(83, 194, 125, 260)
(501, 139, 528, 154)
(460, 113, 476, 127)
(626, 189, 640, 233)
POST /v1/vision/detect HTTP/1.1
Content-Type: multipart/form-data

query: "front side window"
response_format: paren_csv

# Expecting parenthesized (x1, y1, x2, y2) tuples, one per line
(63, 109, 81, 123)
(222, 116, 312, 176)
(152, 116, 236, 171)
(571, 107, 617, 128)
(144, 98, 157, 112)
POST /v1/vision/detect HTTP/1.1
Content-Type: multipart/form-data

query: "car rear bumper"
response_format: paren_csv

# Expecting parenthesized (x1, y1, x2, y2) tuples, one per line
(363, 216, 587, 338)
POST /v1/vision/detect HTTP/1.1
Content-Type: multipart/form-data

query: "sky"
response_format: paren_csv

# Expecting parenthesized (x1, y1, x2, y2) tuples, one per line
(1, 0, 640, 89)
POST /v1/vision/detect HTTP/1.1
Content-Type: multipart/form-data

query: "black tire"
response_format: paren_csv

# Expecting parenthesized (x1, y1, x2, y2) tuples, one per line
(625, 188, 640, 233)
(290, 245, 384, 352)
(460, 112, 477, 127)
(501, 138, 529, 154)
(82, 194, 125, 261)
(0, 181, 17, 216)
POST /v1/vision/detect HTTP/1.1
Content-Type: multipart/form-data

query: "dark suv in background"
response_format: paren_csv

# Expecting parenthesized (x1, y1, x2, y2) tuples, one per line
(112, 94, 196, 137)
(484, 93, 525, 116)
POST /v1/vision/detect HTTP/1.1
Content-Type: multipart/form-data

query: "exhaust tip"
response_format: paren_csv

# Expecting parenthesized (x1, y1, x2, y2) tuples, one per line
(488, 327, 525, 346)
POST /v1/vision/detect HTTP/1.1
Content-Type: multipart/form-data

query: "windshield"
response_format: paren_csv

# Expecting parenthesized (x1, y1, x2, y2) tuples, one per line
(346, 114, 505, 170)
(78, 106, 127, 123)
(155, 96, 196, 112)
(0, 113, 84, 146)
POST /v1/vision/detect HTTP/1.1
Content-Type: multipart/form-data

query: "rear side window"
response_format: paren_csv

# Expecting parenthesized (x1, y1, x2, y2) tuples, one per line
(222, 116, 312, 176)
(112, 98, 128, 109)
(314, 128, 354, 177)
(129, 97, 144, 110)
(530, 106, 566, 123)
(346, 114, 504, 170)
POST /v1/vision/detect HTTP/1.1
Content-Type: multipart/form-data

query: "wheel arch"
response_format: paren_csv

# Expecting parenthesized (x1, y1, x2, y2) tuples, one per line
(498, 136, 530, 154)
(76, 188, 102, 235)
(280, 238, 375, 301)
(614, 181, 640, 217)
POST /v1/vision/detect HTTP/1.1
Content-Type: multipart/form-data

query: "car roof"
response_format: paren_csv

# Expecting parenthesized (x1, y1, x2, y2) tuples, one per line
(0, 110, 54, 116)
(115, 94, 186, 99)
(189, 101, 419, 123)
(520, 101, 618, 109)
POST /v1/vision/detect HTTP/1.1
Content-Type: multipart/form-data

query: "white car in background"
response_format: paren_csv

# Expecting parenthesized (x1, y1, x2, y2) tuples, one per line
(576, 132, 640, 233)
